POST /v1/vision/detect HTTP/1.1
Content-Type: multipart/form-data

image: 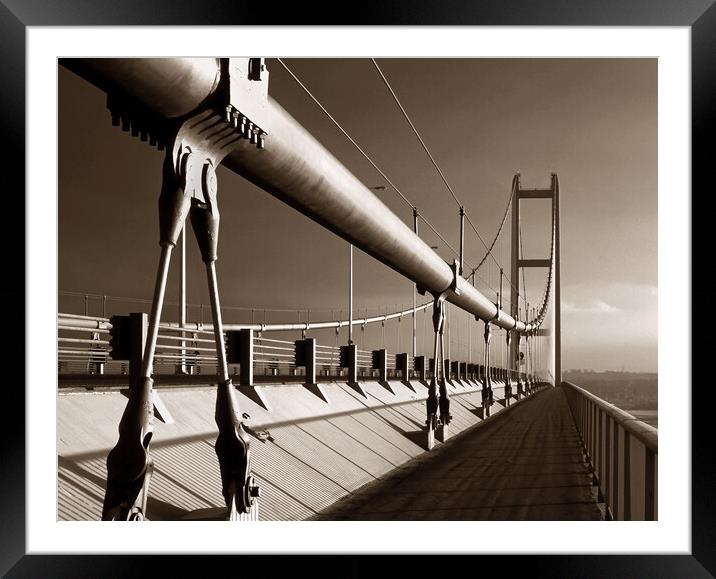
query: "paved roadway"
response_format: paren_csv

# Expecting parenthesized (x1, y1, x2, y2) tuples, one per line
(314, 386, 604, 520)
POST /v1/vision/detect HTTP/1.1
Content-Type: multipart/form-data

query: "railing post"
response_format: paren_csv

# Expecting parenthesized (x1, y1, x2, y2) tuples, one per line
(584, 397, 590, 460)
(296, 337, 328, 403)
(90, 330, 105, 375)
(645, 448, 656, 520)
(128, 313, 148, 387)
(583, 397, 591, 475)
(624, 431, 632, 520)
(396, 353, 409, 381)
(591, 402, 597, 473)
(450, 360, 459, 384)
(605, 417, 612, 519)
(295, 337, 316, 385)
(340, 343, 358, 386)
(372, 348, 388, 383)
(414, 355, 426, 382)
(597, 406, 604, 496)
(613, 423, 620, 519)
(593, 404, 599, 483)
(227, 328, 254, 387)
(109, 313, 148, 389)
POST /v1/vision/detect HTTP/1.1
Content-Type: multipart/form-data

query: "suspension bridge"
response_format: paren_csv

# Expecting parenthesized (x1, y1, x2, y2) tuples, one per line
(56, 57, 657, 523)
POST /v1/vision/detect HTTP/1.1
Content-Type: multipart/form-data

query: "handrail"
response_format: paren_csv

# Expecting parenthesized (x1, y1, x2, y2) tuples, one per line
(57, 316, 112, 330)
(563, 381, 657, 453)
(562, 381, 657, 521)
(57, 302, 433, 334)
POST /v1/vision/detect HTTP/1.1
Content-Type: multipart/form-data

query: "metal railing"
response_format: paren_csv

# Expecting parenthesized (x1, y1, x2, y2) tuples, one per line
(57, 312, 541, 394)
(314, 343, 341, 375)
(562, 381, 657, 521)
(57, 314, 112, 374)
(254, 336, 297, 376)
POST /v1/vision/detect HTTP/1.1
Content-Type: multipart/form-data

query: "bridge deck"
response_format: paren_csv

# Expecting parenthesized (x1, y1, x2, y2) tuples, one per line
(314, 386, 603, 520)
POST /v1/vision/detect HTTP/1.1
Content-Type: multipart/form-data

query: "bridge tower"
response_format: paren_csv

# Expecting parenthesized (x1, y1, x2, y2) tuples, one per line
(509, 173, 561, 385)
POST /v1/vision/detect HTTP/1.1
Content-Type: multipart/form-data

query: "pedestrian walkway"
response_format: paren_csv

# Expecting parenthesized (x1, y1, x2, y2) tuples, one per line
(314, 387, 603, 520)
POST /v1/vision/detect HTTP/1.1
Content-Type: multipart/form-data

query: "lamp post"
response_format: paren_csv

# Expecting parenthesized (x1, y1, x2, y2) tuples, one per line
(348, 243, 353, 345)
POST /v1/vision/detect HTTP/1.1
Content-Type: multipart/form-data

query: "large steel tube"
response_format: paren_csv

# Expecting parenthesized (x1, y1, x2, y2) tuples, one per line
(63, 58, 535, 334)
(61, 58, 221, 118)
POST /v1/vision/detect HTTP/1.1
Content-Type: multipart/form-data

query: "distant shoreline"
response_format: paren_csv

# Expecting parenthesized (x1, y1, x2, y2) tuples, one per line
(564, 371, 657, 429)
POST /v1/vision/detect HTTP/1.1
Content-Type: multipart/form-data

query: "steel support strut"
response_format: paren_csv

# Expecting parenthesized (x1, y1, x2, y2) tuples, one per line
(483, 321, 494, 416)
(438, 303, 452, 440)
(102, 105, 259, 520)
(515, 333, 523, 399)
(102, 151, 188, 521)
(525, 334, 532, 394)
(505, 330, 512, 404)
(426, 292, 450, 449)
(181, 113, 259, 519)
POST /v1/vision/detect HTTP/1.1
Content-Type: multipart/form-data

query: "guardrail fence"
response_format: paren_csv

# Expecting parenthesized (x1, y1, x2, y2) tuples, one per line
(563, 381, 657, 521)
(58, 313, 543, 397)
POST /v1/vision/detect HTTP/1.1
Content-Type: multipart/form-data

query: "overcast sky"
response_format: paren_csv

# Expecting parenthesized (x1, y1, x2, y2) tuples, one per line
(58, 58, 657, 372)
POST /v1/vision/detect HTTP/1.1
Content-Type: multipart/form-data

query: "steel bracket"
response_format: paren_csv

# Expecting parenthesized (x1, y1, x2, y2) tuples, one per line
(222, 58, 270, 149)
(450, 259, 461, 296)
(107, 57, 270, 152)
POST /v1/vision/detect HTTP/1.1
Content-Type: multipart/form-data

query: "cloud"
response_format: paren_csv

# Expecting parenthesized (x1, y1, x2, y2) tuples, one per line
(562, 282, 656, 313)
(563, 299, 619, 314)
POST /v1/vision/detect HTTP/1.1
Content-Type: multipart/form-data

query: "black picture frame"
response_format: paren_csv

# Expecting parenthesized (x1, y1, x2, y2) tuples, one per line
(3, 1, 711, 576)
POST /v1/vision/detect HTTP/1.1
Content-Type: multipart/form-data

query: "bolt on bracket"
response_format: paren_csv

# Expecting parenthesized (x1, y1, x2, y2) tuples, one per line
(107, 57, 271, 153)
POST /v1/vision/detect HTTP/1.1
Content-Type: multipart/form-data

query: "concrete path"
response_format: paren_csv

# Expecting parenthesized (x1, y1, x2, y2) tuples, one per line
(314, 386, 603, 520)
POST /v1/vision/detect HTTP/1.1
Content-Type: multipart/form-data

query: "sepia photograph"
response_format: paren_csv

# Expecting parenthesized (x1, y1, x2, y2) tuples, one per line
(0, 0, 708, 571)
(56, 55, 658, 524)
(0, 0, 706, 570)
